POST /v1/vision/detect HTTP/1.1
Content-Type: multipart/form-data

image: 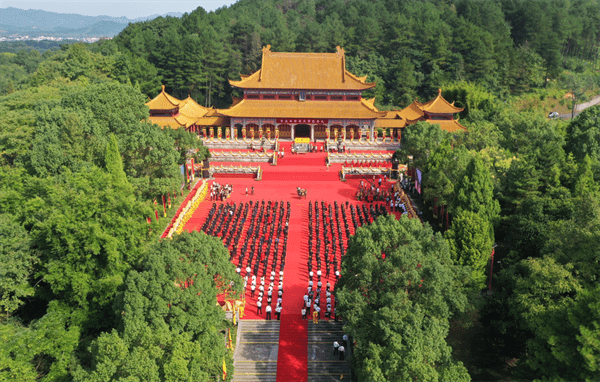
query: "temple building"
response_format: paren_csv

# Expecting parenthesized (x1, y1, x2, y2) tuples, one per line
(146, 46, 466, 140)
(146, 85, 227, 134)
(220, 45, 385, 141)
(376, 89, 466, 134)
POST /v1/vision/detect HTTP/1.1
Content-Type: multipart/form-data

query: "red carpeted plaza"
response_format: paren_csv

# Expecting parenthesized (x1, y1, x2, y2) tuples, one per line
(182, 142, 404, 382)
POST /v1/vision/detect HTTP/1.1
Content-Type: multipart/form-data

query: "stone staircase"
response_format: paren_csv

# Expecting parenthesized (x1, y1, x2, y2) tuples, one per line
(233, 320, 280, 382)
(307, 320, 351, 382)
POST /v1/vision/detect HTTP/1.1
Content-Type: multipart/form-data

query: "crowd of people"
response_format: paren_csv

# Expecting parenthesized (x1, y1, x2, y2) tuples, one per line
(210, 182, 233, 201)
(202, 197, 291, 320)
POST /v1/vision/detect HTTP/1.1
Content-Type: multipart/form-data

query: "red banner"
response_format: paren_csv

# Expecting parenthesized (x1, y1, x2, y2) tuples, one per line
(276, 118, 328, 124)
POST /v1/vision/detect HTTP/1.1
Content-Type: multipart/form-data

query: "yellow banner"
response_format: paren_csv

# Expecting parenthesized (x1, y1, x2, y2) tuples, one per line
(295, 138, 310, 144)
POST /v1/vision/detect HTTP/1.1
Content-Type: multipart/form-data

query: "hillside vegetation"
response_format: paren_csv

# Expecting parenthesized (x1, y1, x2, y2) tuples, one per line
(1, 1, 600, 381)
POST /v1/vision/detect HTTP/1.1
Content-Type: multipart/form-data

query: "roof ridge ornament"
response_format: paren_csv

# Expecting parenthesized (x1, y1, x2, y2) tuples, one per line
(438, 88, 442, 95)
(161, 84, 165, 92)
(259, 45, 271, 82)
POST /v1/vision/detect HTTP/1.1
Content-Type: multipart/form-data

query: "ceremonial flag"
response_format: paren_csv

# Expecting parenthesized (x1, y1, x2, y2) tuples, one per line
(190, 158, 195, 181)
(162, 195, 167, 217)
(222, 358, 227, 381)
(155, 210, 159, 221)
(168, 193, 172, 209)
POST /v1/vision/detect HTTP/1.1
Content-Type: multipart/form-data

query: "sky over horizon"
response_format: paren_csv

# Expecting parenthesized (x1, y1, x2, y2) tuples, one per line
(1, 1, 239, 19)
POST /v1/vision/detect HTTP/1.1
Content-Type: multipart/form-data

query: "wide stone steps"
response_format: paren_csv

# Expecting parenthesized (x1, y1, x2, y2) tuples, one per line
(233, 320, 280, 382)
(307, 321, 351, 382)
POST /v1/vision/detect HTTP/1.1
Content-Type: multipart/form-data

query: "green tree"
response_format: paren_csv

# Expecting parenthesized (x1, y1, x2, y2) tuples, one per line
(0, 214, 36, 319)
(29, 167, 153, 318)
(335, 215, 469, 381)
(400, 121, 451, 169)
(454, 155, 500, 226)
(75, 231, 240, 381)
(445, 210, 493, 287)
(0, 301, 80, 381)
(566, 104, 600, 164)
(423, 140, 470, 211)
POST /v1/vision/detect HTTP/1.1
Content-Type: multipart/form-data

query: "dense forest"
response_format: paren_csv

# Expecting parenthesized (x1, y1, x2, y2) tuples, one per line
(1, 0, 600, 381)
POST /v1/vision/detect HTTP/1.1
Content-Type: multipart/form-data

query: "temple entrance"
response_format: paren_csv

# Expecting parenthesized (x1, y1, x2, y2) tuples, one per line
(294, 124, 310, 138)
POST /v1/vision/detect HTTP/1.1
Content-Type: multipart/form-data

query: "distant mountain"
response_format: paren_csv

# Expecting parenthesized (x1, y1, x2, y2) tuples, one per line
(0, 7, 183, 38)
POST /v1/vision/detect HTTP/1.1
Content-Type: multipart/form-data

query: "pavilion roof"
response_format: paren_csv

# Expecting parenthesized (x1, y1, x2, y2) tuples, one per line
(375, 118, 407, 128)
(229, 45, 376, 91)
(218, 98, 385, 120)
(146, 85, 180, 110)
(420, 89, 464, 114)
(397, 101, 426, 122)
(425, 119, 467, 132)
(148, 116, 184, 128)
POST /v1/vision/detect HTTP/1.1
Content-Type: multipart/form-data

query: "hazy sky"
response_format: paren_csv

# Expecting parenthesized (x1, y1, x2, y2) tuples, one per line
(1, 1, 239, 19)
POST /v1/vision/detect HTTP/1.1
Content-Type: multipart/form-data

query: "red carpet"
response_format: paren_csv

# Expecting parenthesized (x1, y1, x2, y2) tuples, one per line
(277, 314, 308, 382)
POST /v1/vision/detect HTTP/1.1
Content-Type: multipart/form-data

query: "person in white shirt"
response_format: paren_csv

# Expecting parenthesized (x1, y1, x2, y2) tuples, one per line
(265, 305, 272, 320)
(333, 341, 340, 355)
(256, 300, 262, 315)
(302, 308, 307, 320)
(276, 305, 282, 320)
(338, 345, 345, 360)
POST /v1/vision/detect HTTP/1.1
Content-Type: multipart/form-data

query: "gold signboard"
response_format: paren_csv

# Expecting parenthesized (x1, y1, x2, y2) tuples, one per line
(295, 138, 310, 144)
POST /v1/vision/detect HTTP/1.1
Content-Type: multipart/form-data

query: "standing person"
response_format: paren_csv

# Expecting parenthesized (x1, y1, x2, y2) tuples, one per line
(339, 345, 345, 360)
(251, 186, 255, 195)
(315, 305, 321, 319)
(251, 284, 256, 297)
(245, 187, 248, 196)
(342, 334, 348, 347)
(333, 340, 340, 356)
(266, 304, 272, 320)
(334, 307, 338, 322)
(302, 307, 307, 320)
(312, 309, 319, 324)
(257, 300, 262, 315)
(276, 305, 282, 320)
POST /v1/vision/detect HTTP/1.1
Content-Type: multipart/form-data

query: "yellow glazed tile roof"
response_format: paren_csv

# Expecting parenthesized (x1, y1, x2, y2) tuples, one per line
(425, 119, 467, 132)
(219, 98, 385, 119)
(146, 85, 180, 110)
(195, 116, 229, 126)
(148, 116, 184, 128)
(398, 102, 425, 122)
(375, 118, 407, 128)
(177, 96, 212, 118)
(230, 45, 375, 90)
(420, 89, 464, 114)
